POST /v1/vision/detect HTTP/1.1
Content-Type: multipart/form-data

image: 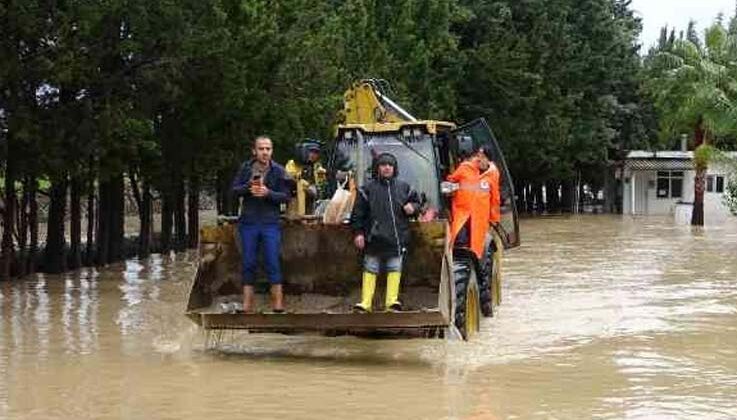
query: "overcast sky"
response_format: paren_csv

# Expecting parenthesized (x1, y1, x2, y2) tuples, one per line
(630, 0, 735, 49)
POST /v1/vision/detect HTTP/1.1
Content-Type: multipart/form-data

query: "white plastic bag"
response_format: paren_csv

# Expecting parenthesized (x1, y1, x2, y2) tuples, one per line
(322, 178, 354, 224)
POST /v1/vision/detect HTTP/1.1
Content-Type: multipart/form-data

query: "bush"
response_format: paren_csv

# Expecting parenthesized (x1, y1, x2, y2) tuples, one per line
(724, 176, 737, 216)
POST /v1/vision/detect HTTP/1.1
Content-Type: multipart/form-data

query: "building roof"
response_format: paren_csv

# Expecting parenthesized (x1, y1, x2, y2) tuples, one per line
(624, 150, 692, 171)
(625, 159, 694, 171)
(624, 150, 737, 171)
(627, 150, 692, 159)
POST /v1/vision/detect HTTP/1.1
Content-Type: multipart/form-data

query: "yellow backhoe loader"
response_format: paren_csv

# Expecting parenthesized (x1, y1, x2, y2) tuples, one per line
(185, 79, 519, 340)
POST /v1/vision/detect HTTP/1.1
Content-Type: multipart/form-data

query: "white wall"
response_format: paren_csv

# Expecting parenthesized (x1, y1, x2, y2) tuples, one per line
(623, 171, 650, 214)
(624, 170, 682, 215)
(624, 164, 734, 223)
(704, 164, 733, 223)
(651, 170, 687, 215)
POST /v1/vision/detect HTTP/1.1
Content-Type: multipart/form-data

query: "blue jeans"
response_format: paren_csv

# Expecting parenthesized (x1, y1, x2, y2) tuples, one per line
(363, 254, 403, 274)
(238, 223, 282, 285)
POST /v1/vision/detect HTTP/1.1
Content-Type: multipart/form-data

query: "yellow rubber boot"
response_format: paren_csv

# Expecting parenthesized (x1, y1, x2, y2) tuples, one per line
(356, 271, 377, 312)
(385, 271, 402, 310)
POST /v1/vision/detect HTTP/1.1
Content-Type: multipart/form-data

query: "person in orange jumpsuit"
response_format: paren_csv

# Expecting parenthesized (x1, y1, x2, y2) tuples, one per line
(446, 145, 501, 259)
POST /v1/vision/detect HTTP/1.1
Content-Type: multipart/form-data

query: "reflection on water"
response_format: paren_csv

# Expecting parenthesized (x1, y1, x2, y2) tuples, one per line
(1, 215, 737, 419)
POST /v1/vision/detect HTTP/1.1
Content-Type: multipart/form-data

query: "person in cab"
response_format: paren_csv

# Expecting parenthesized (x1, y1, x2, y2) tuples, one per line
(285, 139, 327, 216)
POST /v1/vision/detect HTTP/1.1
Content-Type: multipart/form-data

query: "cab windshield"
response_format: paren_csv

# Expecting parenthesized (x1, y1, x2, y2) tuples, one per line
(335, 132, 441, 211)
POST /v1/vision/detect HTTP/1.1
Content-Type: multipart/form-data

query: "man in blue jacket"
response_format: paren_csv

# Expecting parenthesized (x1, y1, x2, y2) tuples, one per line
(232, 136, 290, 312)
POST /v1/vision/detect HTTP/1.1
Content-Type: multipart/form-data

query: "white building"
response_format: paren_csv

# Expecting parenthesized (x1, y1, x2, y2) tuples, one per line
(622, 150, 736, 223)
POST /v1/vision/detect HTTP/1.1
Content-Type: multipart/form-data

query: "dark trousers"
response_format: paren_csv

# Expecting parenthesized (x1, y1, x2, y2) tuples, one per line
(455, 223, 470, 247)
(238, 222, 282, 285)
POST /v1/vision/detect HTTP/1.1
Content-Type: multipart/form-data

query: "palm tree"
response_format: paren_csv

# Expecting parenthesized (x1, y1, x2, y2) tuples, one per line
(646, 22, 737, 225)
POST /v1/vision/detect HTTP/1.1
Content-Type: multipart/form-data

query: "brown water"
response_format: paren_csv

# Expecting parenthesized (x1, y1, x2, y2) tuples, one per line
(2, 215, 737, 420)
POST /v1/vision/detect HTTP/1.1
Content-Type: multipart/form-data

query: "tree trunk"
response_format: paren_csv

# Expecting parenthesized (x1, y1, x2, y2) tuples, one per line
(129, 170, 153, 257)
(513, 179, 525, 215)
(533, 183, 544, 213)
(560, 179, 574, 213)
(187, 177, 200, 248)
(692, 167, 706, 226)
(69, 176, 83, 269)
(217, 166, 239, 215)
(45, 175, 69, 274)
(86, 179, 96, 266)
(174, 180, 186, 251)
(161, 191, 173, 253)
(545, 180, 559, 213)
(694, 117, 705, 148)
(603, 169, 617, 213)
(108, 174, 125, 263)
(28, 176, 38, 274)
(691, 122, 707, 226)
(96, 179, 110, 265)
(138, 179, 152, 258)
(16, 178, 28, 278)
(1, 166, 16, 280)
(578, 179, 585, 213)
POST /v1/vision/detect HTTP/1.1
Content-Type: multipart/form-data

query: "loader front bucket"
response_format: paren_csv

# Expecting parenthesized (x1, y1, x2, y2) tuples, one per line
(186, 219, 453, 336)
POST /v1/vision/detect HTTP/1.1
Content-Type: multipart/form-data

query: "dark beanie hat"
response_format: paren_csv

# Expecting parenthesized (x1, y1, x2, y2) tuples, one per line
(375, 152, 397, 167)
(373, 152, 398, 177)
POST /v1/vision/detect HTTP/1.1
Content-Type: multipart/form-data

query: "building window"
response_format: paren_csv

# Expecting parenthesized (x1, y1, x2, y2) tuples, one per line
(707, 175, 725, 193)
(657, 171, 684, 199)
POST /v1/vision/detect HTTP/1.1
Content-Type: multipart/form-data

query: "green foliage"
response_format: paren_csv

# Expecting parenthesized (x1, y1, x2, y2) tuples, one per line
(693, 144, 719, 169)
(0, 0, 654, 207)
(645, 22, 737, 144)
(456, 0, 653, 186)
(724, 175, 737, 215)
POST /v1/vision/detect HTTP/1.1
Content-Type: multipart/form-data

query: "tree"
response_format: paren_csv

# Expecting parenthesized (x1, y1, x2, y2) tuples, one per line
(1, 0, 654, 278)
(646, 23, 737, 225)
(454, 0, 650, 212)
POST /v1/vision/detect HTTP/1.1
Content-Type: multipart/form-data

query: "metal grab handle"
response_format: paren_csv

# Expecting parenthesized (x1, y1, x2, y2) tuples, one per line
(216, 215, 240, 225)
(440, 182, 459, 195)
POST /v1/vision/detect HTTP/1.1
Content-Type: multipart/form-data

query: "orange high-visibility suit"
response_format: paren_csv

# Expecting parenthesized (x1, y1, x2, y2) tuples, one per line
(447, 160, 501, 259)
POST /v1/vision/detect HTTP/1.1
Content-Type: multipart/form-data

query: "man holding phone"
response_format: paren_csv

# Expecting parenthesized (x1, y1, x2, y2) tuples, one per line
(232, 136, 290, 312)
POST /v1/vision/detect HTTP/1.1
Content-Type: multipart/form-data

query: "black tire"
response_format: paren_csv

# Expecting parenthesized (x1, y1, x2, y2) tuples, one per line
(479, 244, 495, 317)
(453, 258, 481, 340)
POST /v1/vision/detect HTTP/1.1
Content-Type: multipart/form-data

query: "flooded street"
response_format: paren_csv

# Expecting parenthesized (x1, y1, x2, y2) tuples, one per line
(2, 215, 737, 419)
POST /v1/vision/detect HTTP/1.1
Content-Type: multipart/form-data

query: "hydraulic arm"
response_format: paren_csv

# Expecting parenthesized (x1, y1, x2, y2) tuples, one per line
(341, 79, 417, 124)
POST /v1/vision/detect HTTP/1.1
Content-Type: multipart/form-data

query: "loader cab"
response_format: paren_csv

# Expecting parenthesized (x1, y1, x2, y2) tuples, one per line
(329, 119, 519, 248)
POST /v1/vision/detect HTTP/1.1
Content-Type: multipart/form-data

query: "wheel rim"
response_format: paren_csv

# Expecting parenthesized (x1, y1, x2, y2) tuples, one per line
(492, 236, 504, 307)
(465, 283, 480, 338)
(491, 262, 499, 307)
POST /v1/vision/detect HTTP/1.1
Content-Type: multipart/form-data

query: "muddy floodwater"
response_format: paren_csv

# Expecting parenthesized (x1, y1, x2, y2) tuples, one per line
(2, 215, 737, 419)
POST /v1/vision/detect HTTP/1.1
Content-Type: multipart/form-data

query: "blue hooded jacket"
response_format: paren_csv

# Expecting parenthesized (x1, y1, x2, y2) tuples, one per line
(232, 159, 290, 224)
